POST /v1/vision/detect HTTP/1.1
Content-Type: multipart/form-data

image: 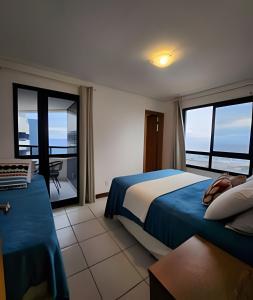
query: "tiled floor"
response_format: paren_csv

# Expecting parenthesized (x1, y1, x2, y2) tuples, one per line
(54, 198, 155, 300)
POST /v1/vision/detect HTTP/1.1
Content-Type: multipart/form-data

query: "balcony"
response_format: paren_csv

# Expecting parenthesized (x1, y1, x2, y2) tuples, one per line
(18, 144, 77, 156)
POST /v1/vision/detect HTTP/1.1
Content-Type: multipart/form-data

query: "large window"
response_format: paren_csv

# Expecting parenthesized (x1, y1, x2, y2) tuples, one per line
(184, 97, 253, 176)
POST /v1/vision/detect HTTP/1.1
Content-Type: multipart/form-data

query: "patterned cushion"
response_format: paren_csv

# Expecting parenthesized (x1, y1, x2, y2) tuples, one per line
(0, 160, 32, 190)
(202, 174, 246, 206)
(0, 159, 32, 183)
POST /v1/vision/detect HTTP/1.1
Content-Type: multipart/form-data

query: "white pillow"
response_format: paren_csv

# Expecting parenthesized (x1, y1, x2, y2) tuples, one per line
(204, 180, 253, 220)
(225, 209, 253, 236)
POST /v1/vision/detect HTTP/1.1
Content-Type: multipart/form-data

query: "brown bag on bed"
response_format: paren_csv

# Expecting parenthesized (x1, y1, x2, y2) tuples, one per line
(202, 174, 246, 206)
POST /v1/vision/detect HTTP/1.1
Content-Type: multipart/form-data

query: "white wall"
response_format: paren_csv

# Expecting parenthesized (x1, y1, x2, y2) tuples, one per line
(2, 67, 250, 192)
(93, 86, 168, 193)
(0, 67, 171, 195)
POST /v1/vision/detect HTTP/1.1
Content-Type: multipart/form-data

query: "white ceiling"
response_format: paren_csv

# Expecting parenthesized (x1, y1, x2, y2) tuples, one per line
(0, 0, 252, 100)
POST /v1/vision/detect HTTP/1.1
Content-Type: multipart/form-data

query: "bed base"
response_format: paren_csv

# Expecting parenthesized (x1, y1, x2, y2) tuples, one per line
(116, 215, 172, 259)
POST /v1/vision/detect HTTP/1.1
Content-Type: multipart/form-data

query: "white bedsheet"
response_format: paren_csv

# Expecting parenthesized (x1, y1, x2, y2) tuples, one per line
(123, 172, 210, 222)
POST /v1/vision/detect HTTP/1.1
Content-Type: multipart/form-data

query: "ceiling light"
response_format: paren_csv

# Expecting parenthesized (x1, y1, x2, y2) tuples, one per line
(151, 52, 172, 68)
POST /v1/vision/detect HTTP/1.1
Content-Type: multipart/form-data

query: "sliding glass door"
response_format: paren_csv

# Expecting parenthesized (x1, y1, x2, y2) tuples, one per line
(13, 84, 79, 208)
(48, 97, 78, 203)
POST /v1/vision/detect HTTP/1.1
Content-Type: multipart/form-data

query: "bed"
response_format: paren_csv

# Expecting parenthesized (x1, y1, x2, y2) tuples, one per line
(0, 175, 68, 300)
(105, 169, 253, 266)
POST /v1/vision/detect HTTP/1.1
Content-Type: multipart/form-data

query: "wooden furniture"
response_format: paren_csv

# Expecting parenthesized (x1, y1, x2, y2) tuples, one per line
(144, 110, 164, 172)
(149, 235, 253, 300)
(0, 240, 6, 300)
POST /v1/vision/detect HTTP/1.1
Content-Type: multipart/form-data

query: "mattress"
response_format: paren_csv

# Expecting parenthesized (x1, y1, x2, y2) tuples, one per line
(105, 169, 253, 266)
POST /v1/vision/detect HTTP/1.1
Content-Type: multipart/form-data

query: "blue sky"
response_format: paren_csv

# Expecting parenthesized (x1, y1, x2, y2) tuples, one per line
(48, 112, 67, 140)
(185, 106, 213, 151)
(28, 111, 67, 139)
(214, 103, 252, 152)
(185, 102, 252, 153)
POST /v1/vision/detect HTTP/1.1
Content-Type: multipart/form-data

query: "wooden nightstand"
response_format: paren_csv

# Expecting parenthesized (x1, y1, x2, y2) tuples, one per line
(0, 241, 6, 300)
(148, 235, 253, 300)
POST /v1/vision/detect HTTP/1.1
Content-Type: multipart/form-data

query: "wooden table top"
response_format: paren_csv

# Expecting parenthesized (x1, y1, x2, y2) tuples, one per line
(149, 235, 253, 300)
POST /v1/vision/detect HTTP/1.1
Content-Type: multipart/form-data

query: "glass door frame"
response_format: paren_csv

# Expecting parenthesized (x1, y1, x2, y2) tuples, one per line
(13, 83, 80, 208)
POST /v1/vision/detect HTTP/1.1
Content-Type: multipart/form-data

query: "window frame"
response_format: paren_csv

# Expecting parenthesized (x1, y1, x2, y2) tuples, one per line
(13, 83, 80, 209)
(183, 96, 253, 176)
(13, 83, 80, 159)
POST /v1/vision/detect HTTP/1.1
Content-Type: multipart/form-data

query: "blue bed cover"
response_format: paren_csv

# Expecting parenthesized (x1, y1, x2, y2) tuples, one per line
(105, 169, 253, 266)
(0, 175, 69, 300)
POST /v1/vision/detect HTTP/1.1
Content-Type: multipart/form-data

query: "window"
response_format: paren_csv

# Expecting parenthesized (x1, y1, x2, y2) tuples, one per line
(184, 97, 253, 176)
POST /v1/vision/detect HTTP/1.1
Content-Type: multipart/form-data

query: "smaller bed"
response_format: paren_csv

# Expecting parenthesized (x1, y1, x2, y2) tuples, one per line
(0, 175, 68, 300)
(105, 169, 253, 266)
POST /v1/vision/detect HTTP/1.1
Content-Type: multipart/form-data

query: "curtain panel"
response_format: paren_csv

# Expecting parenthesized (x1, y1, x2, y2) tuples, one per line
(173, 99, 186, 171)
(79, 86, 95, 204)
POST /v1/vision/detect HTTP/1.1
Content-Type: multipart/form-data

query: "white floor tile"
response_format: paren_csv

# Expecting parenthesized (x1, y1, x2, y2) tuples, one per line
(91, 253, 142, 300)
(68, 270, 100, 300)
(52, 208, 66, 217)
(72, 219, 106, 242)
(98, 216, 122, 231)
(80, 232, 120, 266)
(120, 281, 150, 300)
(54, 214, 70, 230)
(65, 204, 86, 213)
(124, 244, 156, 278)
(61, 244, 87, 277)
(88, 198, 107, 217)
(67, 206, 95, 225)
(109, 227, 137, 250)
(54, 202, 155, 299)
(56, 227, 77, 249)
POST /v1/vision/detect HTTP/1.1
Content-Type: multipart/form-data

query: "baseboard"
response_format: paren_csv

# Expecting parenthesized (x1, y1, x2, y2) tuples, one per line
(96, 192, 109, 199)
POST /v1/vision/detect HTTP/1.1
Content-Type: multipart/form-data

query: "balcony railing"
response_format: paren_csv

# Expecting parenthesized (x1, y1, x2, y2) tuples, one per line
(18, 144, 77, 156)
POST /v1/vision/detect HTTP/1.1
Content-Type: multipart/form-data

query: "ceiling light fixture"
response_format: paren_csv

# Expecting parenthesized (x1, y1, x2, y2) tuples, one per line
(151, 52, 172, 68)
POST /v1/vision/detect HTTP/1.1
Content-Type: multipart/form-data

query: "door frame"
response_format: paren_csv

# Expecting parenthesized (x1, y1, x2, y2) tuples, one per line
(143, 110, 164, 172)
(13, 83, 80, 208)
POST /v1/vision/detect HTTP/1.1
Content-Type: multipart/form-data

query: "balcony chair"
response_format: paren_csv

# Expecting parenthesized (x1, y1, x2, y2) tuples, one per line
(49, 161, 63, 194)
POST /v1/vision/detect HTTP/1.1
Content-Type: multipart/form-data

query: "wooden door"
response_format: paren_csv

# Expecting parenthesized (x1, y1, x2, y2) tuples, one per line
(144, 110, 164, 172)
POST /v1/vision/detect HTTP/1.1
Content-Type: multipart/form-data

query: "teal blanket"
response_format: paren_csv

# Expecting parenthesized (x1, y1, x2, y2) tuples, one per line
(0, 175, 69, 300)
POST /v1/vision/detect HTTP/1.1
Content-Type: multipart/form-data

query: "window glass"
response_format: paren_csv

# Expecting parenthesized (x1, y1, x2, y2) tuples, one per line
(186, 153, 209, 168)
(49, 157, 77, 201)
(212, 156, 250, 175)
(185, 106, 213, 152)
(48, 98, 77, 155)
(213, 103, 252, 153)
(17, 89, 38, 156)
